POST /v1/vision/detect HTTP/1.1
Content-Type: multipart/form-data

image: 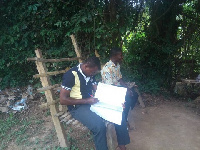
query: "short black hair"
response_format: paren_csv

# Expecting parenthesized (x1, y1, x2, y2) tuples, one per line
(110, 47, 122, 57)
(83, 56, 101, 70)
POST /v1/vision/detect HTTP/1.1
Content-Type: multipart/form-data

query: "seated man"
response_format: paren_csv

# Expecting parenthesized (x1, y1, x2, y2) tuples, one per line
(101, 47, 138, 129)
(60, 56, 130, 150)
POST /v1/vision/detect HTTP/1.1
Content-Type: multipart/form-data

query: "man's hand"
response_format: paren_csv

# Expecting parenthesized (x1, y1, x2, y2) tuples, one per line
(60, 89, 99, 105)
(87, 97, 99, 104)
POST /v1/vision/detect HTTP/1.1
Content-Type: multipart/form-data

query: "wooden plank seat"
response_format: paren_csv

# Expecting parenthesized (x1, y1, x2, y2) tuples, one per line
(56, 110, 116, 150)
(57, 111, 87, 129)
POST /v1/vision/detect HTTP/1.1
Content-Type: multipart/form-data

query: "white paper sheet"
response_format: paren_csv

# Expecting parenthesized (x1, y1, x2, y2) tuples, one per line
(90, 82, 127, 125)
(90, 106, 123, 125)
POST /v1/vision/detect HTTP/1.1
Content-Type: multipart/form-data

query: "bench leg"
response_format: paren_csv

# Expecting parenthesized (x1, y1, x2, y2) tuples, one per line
(106, 123, 116, 150)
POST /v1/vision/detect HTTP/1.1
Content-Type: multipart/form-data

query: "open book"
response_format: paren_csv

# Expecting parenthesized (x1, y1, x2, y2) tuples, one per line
(90, 82, 127, 125)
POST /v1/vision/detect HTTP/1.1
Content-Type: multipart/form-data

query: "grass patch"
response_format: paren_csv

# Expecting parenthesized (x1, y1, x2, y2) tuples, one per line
(0, 112, 70, 150)
(0, 107, 95, 150)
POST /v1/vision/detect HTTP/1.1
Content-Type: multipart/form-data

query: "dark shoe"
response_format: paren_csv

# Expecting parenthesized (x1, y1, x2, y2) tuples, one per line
(116, 145, 126, 150)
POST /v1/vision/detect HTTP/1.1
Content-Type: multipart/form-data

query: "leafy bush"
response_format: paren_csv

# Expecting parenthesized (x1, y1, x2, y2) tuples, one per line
(0, 0, 199, 95)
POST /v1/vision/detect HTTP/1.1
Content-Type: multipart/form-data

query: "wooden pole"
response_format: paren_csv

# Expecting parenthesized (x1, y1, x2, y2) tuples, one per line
(70, 34, 82, 63)
(37, 84, 61, 92)
(39, 98, 60, 110)
(106, 123, 116, 150)
(35, 49, 68, 147)
(134, 87, 145, 108)
(33, 68, 70, 78)
(127, 82, 145, 108)
(27, 57, 82, 63)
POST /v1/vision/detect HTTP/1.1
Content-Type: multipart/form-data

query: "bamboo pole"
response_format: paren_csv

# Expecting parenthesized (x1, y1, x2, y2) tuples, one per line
(33, 68, 70, 78)
(127, 82, 145, 108)
(134, 87, 145, 108)
(39, 98, 60, 110)
(27, 57, 82, 63)
(34, 49, 68, 147)
(70, 34, 82, 63)
(37, 84, 61, 92)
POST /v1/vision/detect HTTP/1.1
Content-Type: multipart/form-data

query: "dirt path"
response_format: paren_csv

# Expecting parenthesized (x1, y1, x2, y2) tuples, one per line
(127, 101, 200, 150)
(2, 89, 200, 150)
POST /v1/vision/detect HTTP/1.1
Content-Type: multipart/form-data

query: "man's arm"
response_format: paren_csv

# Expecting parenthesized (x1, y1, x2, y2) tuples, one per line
(60, 88, 99, 105)
(118, 78, 133, 96)
(118, 78, 128, 88)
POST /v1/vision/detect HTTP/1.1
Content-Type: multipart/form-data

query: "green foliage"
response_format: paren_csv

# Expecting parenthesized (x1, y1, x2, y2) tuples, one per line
(0, 0, 199, 94)
(122, 35, 168, 93)
(177, 0, 200, 78)
(0, 0, 78, 88)
(122, 0, 200, 93)
(0, 0, 140, 89)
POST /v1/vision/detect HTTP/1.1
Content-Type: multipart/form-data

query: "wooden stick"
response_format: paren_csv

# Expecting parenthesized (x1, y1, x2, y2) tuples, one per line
(70, 34, 82, 63)
(181, 79, 200, 84)
(27, 57, 82, 63)
(33, 68, 70, 78)
(37, 84, 61, 92)
(106, 122, 116, 150)
(127, 82, 145, 108)
(134, 87, 145, 108)
(35, 49, 68, 147)
(39, 98, 60, 109)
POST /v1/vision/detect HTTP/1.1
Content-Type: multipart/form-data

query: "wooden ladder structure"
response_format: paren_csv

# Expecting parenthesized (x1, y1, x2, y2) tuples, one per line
(28, 49, 82, 147)
(27, 34, 84, 147)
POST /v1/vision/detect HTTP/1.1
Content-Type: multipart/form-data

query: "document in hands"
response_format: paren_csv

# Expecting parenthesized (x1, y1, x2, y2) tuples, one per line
(90, 82, 127, 125)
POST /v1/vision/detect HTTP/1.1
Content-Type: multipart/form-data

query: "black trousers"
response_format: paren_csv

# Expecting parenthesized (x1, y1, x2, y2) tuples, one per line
(124, 88, 138, 122)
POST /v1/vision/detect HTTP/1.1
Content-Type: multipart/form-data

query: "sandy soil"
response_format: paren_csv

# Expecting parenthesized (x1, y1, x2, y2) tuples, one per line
(126, 101, 200, 150)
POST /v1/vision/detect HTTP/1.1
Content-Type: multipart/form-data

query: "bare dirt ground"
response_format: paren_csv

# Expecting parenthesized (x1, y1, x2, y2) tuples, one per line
(1, 88, 200, 150)
(127, 100, 200, 150)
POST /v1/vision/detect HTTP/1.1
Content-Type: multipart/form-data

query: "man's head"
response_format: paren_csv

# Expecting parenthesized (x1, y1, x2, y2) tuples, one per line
(82, 56, 101, 77)
(110, 47, 123, 64)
